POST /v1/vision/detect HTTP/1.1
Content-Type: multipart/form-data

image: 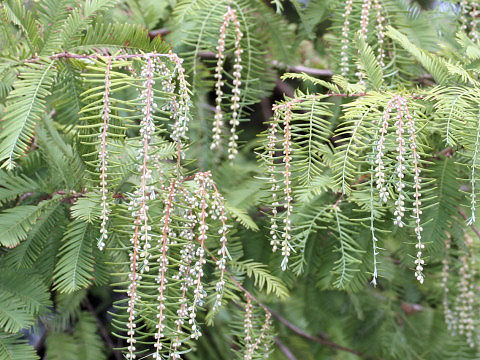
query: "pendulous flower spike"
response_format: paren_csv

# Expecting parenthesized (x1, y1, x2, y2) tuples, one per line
(211, 6, 244, 160)
(97, 57, 112, 251)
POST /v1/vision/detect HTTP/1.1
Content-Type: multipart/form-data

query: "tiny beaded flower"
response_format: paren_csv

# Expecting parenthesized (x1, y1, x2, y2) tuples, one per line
(97, 57, 112, 251)
(153, 180, 177, 358)
(375, 95, 425, 283)
(340, 0, 354, 76)
(211, 6, 244, 160)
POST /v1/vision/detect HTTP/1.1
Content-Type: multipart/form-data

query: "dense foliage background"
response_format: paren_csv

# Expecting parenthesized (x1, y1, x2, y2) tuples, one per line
(2, 0, 480, 359)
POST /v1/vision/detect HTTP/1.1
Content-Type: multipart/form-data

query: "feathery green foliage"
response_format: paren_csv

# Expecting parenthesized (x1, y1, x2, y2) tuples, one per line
(2, 1, 480, 359)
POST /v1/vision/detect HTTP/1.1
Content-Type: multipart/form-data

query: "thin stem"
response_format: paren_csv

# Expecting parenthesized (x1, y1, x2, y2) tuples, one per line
(198, 238, 371, 359)
(24, 52, 171, 63)
(154, 180, 177, 357)
(275, 338, 298, 360)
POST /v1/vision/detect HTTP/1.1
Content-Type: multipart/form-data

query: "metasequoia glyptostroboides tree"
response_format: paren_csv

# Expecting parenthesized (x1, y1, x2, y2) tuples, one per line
(3, 0, 480, 359)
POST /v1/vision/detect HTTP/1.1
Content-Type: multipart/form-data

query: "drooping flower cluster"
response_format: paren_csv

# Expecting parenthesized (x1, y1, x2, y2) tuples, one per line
(243, 298, 274, 360)
(370, 166, 380, 286)
(455, 233, 476, 347)
(211, 183, 229, 311)
(393, 100, 406, 228)
(268, 102, 295, 270)
(153, 180, 177, 358)
(124, 57, 161, 359)
(137, 56, 158, 270)
(468, 116, 480, 225)
(404, 103, 424, 283)
(121, 168, 234, 359)
(186, 172, 228, 319)
(70, 52, 242, 359)
(373, 0, 386, 67)
(442, 233, 456, 334)
(171, 205, 196, 359)
(443, 232, 479, 348)
(340, 0, 387, 78)
(96, 53, 192, 251)
(281, 104, 293, 271)
(167, 50, 192, 162)
(340, 0, 354, 76)
(470, 2, 480, 42)
(104, 53, 192, 359)
(211, 6, 244, 159)
(374, 99, 390, 203)
(125, 196, 144, 359)
(188, 174, 210, 340)
(374, 95, 425, 283)
(97, 57, 112, 251)
(267, 119, 281, 253)
(461, 0, 470, 32)
(254, 311, 273, 355)
(243, 296, 254, 360)
(356, 0, 372, 82)
(360, 0, 371, 39)
(459, 0, 480, 41)
(159, 172, 231, 352)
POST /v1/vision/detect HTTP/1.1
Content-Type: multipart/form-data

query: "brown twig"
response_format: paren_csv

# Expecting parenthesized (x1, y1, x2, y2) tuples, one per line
(260, 97, 273, 122)
(401, 302, 424, 315)
(23, 51, 172, 63)
(148, 28, 171, 38)
(266, 307, 373, 359)
(271, 60, 333, 77)
(284, 64, 334, 77)
(197, 238, 372, 359)
(275, 78, 295, 98)
(275, 338, 298, 360)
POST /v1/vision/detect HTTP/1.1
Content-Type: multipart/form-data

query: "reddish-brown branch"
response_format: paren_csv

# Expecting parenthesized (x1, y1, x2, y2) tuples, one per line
(268, 307, 375, 358)
(195, 237, 372, 359)
(23, 51, 170, 63)
(275, 338, 298, 360)
(148, 28, 171, 38)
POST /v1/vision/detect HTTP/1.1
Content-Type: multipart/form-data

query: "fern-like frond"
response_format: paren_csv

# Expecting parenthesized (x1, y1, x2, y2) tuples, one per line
(0, 0, 41, 53)
(0, 60, 56, 169)
(386, 26, 450, 84)
(59, 0, 121, 51)
(0, 332, 38, 360)
(75, 21, 171, 53)
(0, 269, 52, 333)
(357, 36, 384, 90)
(49, 290, 87, 331)
(53, 219, 96, 293)
(225, 204, 259, 231)
(0, 197, 60, 248)
(231, 260, 289, 299)
(70, 193, 101, 224)
(0, 171, 40, 205)
(331, 93, 381, 194)
(73, 312, 106, 360)
(4, 201, 66, 268)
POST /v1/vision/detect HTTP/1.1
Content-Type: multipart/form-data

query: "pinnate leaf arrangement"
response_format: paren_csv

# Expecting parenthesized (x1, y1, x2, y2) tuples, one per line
(3, 1, 480, 359)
